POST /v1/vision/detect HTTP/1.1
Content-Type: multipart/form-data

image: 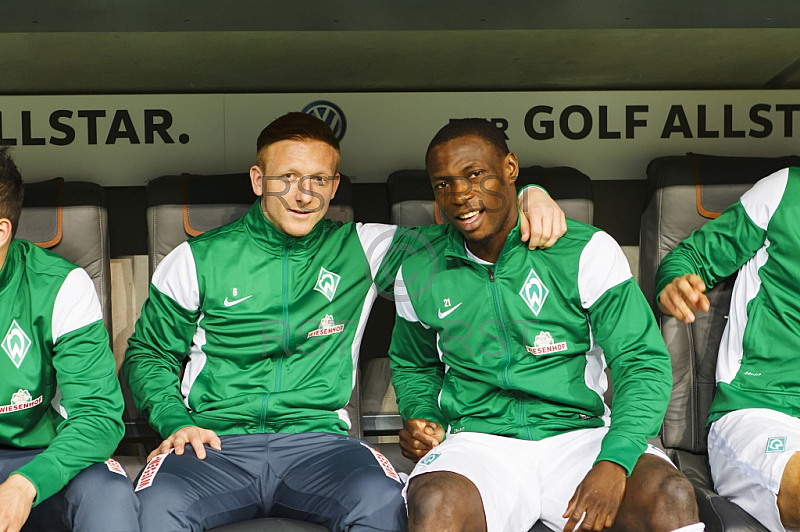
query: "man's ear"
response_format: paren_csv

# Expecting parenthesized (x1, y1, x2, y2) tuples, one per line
(329, 172, 341, 200)
(250, 165, 263, 196)
(505, 152, 519, 184)
(0, 218, 13, 249)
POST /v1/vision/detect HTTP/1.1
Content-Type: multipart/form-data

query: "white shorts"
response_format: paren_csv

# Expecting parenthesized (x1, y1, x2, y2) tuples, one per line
(403, 428, 672, 532)
(709, 408, 800, 532)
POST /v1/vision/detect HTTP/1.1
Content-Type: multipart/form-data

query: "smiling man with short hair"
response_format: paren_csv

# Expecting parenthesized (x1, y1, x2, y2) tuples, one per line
(390, 118, 705, 532)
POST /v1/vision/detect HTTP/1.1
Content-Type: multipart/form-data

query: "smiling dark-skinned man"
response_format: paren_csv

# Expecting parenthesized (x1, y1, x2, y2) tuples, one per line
(388, 118, 705, 532)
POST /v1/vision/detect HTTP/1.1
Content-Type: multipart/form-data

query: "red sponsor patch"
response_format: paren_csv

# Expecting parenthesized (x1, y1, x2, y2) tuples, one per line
(360, 442, 401, 483)
(307, 324, 345, 338)
(525, 341, 568, 355)
(135, 451, 170, 491)
(0, 395, 42, 415)
(105, 458, 128, 477)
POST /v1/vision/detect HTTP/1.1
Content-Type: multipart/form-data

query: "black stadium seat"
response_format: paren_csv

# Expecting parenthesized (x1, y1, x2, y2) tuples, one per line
(17, 178, 112, 331)
(639, 153, 800, 532)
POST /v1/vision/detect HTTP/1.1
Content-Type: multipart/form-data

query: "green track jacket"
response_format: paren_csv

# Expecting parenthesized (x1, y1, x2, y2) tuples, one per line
(0, 239, 124, 504)
(124, 201, 443, 438)
(390, 219, 672, 475)
(656, 167, 800, 425)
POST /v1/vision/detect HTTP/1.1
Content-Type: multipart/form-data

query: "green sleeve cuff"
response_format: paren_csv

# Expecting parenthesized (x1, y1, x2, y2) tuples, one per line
(14, 454, 64, 506)
(517, 184, 549, 198)
(404, 407, 448, 432)
(595, 432, 646, 477)
(150, 405, 197, 438)
(654, 276, 672, 304)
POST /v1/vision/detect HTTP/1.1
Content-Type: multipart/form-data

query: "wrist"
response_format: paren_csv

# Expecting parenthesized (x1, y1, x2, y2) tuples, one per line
(517, 184, 549, 198)
(596, 460, 627, 476)
(8, 474, 37, 503)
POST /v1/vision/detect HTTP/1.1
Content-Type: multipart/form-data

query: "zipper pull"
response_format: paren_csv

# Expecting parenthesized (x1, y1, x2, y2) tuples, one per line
(489, 269, 495, 282)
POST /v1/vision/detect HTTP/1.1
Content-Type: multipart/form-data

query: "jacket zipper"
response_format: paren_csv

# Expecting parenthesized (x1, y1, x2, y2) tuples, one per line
(488, 269, 513, 389)
(488, 267, 532, 439)
(259, 394, 269, 433)
(278, 242, 291, 393)
(261, 240, 292, 432)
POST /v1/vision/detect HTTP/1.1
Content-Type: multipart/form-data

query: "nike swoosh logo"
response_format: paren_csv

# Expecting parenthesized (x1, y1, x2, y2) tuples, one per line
(223, 295, 253, 307)
(437, 302, 463, 319)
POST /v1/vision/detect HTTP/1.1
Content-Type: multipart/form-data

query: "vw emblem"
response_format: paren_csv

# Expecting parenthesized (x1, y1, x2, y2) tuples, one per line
(302, 101, 347, 141)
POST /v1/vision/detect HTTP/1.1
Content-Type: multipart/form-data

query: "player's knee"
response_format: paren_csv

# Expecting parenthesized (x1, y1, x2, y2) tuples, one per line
(68, 464, 136, 504)
(65, 465, 139, 529)
(778, 488, 800, 528)
(134, 470, 191, 529)
(408, 474, 450, 525)
(135, 477, 176, 512)
(341, 468, 406, 530)
(778, 455, 800, 528)
(352, 469, 405, 510)
(781, 510, 800, 530)
(407, 472, 476, 527)
(99, 472, 138, 507)
(647, 470, 698, 528)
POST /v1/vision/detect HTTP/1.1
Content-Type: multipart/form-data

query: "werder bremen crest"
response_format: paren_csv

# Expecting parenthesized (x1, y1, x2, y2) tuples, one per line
(314, 267, 341, 302)
(519, 269, 549, 316)
(2, 320, 32, 369)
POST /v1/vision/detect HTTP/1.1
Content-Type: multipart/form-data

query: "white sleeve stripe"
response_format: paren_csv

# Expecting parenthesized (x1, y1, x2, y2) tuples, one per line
(394, 266, 428, 328)
(578, 231, 632, 309)
(356, 223, 398, 280)
(152, 241, 200, 311)
(52, 268, 103, 343)
(740, 168, 788, 231)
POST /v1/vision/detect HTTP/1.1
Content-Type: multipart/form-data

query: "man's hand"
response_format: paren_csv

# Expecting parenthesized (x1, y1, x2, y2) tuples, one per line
(148, 426, 221, 461)
(399, 418, 445, 462)
(562, 461, 626, 532)
(658, 274, 710, 323)
(0, 474, 36, 532)
(518, 186, 567, 249)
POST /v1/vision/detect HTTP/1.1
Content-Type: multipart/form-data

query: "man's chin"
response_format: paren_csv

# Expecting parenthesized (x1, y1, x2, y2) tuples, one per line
(282, 217, 321, 238)
(461, 229, 493, 246)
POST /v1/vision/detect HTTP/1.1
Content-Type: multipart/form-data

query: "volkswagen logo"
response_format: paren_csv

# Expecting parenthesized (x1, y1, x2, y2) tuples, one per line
(302, 101, 347, 141)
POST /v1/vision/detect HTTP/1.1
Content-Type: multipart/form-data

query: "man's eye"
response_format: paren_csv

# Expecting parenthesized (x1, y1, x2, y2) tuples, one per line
(313, 176, 327, 185)
(435, 182, 449, 190)
(469, 171, 483, 180)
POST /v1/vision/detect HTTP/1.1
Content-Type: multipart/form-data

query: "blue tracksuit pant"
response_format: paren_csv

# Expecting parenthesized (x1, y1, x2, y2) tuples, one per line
(133, 432, 407, 532)
(0, 447, 140, 532)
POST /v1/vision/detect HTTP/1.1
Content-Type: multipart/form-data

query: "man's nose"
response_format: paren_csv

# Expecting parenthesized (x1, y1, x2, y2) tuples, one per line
(451, 177, 473, 203)
(295, 176, 323, 209)
(295, 177, 313, 202)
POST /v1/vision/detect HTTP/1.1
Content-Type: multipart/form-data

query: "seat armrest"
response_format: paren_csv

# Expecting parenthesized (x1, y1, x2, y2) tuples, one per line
(693, 485, 770, 532)
(670, 449, 714, 489)
(670, 450, 769, 531)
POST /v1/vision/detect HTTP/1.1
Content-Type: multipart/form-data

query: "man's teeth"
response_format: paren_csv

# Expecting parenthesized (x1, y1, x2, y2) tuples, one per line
(458, 211, 480, 220)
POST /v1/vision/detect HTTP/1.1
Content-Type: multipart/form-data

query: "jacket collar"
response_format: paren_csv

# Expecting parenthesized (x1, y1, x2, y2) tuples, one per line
(242, 200, 327, 255)
(444, 216, 525, 266)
